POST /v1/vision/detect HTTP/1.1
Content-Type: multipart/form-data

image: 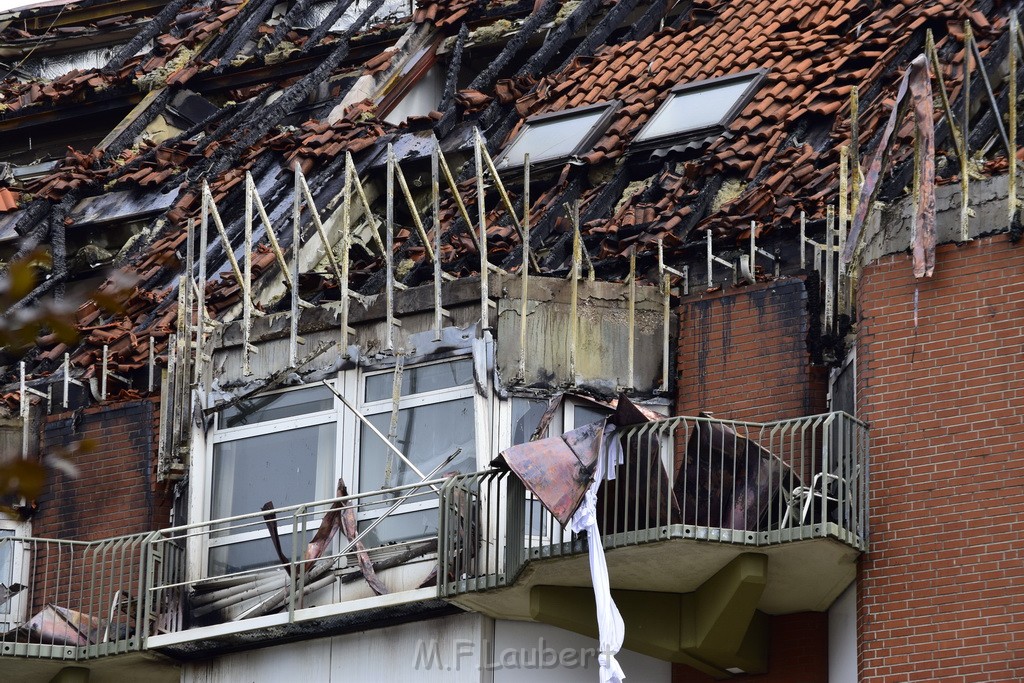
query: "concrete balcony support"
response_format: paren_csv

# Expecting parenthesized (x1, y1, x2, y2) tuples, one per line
(530, 553, 769, 678)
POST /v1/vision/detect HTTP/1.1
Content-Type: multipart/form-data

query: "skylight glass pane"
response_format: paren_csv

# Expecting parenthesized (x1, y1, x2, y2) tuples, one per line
(637, 76, 756, 142)
(499, 108, 608, 167)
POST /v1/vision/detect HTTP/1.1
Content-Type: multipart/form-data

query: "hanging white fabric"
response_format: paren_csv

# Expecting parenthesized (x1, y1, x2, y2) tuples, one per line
(569, 422, 626, 683)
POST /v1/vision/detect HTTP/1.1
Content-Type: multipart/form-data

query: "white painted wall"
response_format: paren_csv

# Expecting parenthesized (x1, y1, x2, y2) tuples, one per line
(182, 613, 489, 683)
(492, 620, 671, 683)
(828, 583, 858, 683)
(180, 614, 673, 682)
(384, 66, 443, 125)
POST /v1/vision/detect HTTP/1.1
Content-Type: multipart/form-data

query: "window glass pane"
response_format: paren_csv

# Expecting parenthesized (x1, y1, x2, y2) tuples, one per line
(573, 404, 608, 428)
(212, 423, 336, 523)
(359, 398, 476, 491)
(220, 385, 334, 428)
(358, 509, 437, 547)
(499, 108, 608, 168)
(365, 359, 473, 403)
(637, 76, 755, 141)
(511, 397, 548, 445)
(208, 530, 314, 575)
(0, 530, 12, 614)
(525, 498, 550, 537)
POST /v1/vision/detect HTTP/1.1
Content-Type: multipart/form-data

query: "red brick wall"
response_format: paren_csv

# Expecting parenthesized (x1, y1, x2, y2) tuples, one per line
(672, 612, 829, 682)
(676, 278, 828, 422)
(857, 234, 1024, 681)
(36, 397, 172, 540)
(673, 279, 831, 681)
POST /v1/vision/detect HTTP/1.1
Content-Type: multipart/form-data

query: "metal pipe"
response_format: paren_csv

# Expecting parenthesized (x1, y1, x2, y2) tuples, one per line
(393, 158, 436, 263)
(247, 172, 292, 289)
(203, 182, 247, 297)
(1010, 13, 1019, 229)
(475, 129, 490, 331)
(319, 379, 432, 487)
(800, 210, 806, 270)
(344, 152, 386, 254)
(627, 245, 636, 391)
(824, 206, 835, 333)
(962, 22, 973, 242)
(568, 201, 580, 385)
(291, 163, 301, 367)
(386, 144, 396, 351)
(341, 157, 352, 354)
(838, 147, 849, 315)
(661, 272, 670, 394)
(432, 136, 483, 254)
(431, 147, 445, 342)
(475, 134, 541, 273)
(243, 174, 254, 376)
(969, 34, 1012, 158)
(518, 154, 530, 381)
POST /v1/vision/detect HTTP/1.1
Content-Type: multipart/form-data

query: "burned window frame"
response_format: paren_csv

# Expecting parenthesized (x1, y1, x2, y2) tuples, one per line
(633, 69, 767, 147)
(201, 353, 486, 576)
(0, 516, 30, 630)
(495, 100, 622, 170)
(355, 354, 479, 547)
(206, 384, 341, 576)
(500, 395, 618, 545)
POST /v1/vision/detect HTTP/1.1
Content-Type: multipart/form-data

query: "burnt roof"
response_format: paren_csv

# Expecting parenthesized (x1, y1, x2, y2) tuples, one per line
(0, 0, 1019, 398)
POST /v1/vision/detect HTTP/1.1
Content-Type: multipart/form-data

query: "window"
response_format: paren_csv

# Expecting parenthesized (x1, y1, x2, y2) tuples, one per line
(205, 357, 483, 577)
(634, 70, 765, 145)
(506, 396, 614, 542)
(0, 518, 28, 630)
(496, 101, 621, 169)
(210, 385, 338, 575)
(510, 397, 552, 539)
(358, 358, 477, 546)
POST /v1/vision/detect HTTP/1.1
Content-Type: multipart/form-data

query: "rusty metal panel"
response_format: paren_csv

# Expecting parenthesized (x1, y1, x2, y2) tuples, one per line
(495, 421, 602, 527)
(675, 420, 795, 531)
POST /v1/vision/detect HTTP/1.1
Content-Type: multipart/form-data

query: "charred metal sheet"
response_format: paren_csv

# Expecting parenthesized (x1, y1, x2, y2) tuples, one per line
(844, 55, 935, 278)
(494, 419, 602, 526)
(17, 604, 101, 646)
(675, 419, 796, 531)
(596, 394, 681, 533)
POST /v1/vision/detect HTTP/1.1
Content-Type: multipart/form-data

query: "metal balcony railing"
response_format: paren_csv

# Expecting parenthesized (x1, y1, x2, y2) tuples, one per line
(438, 411, 868, 598)
(0, 534, 152, 660)
(146, 477, 448, 639)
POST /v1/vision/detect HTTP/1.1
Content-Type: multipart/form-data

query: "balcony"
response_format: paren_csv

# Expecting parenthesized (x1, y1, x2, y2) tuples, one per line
(144, 477, 454, 655)
(0, 534, 176, 681)
(437, 412, 868, 677)
(0, 412, 868, 677)
(0, 478, 455, 669)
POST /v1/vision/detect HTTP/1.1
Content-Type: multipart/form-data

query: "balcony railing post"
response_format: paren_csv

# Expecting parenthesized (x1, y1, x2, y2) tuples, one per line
(504, 472, 526, 586)
(141, 531, 161, 651)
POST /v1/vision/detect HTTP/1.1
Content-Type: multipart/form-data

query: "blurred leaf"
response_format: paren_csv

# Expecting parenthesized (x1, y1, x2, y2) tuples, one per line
(0, 460, 47, 500)
(5, 259, 37, 302)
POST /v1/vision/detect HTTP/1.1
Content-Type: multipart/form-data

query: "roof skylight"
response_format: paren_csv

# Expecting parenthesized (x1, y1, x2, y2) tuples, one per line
(496, 101, 620, 169)
(635, 70, 765, 144)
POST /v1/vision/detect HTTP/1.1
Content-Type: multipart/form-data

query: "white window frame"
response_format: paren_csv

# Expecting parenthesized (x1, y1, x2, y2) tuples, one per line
(355, 355, 479, 544)
(634, 69, 766, 146)
(495, 100, 622, 170)
(205, 381, 343, 578)
(196, 346, 496, 582)
(0, 516, 29, 630)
